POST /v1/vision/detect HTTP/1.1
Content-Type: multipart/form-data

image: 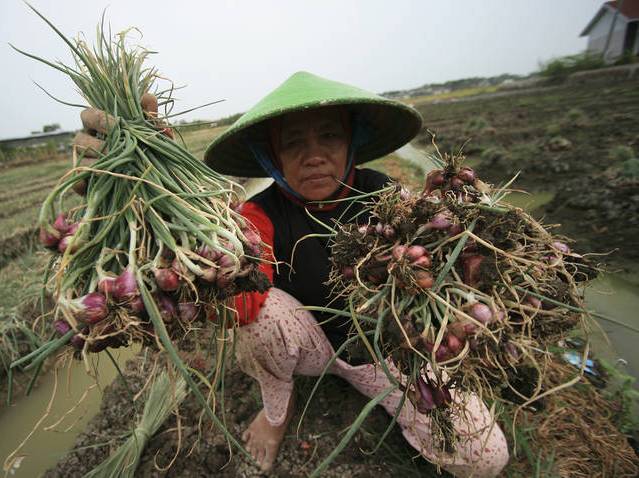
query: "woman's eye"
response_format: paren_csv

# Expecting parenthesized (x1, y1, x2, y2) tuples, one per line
(283, 138, 301, 149)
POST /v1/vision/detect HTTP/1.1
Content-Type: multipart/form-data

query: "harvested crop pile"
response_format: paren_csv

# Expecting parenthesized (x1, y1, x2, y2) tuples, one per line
(6, 6, 268, 472)
(327, 150, 638, 476)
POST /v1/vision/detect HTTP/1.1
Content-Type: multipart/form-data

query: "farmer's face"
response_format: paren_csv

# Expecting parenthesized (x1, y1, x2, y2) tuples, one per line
(277, 108, 349, 201)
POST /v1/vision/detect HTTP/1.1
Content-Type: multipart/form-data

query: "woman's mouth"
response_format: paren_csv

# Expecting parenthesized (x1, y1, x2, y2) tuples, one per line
(303, 174, 333, 185)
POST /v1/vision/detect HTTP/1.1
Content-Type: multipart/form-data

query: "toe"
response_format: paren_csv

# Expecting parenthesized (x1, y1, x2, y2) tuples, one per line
(255, 445, 267, 469)
(263, 447, 276, 472)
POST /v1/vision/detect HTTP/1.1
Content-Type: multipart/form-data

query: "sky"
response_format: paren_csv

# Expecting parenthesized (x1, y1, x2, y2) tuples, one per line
(0, 0, 603, 139)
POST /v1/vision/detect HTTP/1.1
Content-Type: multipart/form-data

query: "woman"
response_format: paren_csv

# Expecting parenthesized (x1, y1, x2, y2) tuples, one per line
(204, 71, 509, 476)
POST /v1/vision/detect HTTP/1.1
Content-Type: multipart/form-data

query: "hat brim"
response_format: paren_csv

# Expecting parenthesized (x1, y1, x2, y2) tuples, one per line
(204, 72, 423, 178)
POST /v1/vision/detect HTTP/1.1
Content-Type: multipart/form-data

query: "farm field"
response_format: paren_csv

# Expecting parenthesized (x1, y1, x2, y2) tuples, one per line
(411, 75, 639, 271)
(1, 74, 638, 477)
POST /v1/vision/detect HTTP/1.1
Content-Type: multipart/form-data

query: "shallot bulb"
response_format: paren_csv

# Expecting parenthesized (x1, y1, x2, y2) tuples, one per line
(39, 226, 60, 249)
(357, 224, 368, 235)
(448, 223, 464, 236)
(341, 266, 355, 279)
(69, 292, 109, 325)
(374, 223, 384, 235)
(98, 275, 117, 296)
(552, 241, 571, 254)
(200, 267, 218, 283)
(71, 334, 86, 350)
(57, 235, 74, 254)
(54, 319, 71, 336)
(426, 212, 452, 230)
(414, 270, 434, 289)
(53, 213, 71, 234)
(457, 167, 476, 184)
(65, 223, 80, 236)
(423, 169, 445, 195)
(382, 224, 395, 239)
(435, 344, 450, 362)
(197, 246, 221, 262)
(446, 334, 464, 355)
(156, 294, 177, 323)
(450, 176, 465, 190)
(243, 228, 261, 247)
(406, 245, 427, 261)
(216, 272, 233, 289)
(178, 302, 200, 322)
(504, 341, 520, 360)
(154, 268, 180, 292)
(399, 187, 411, 200)
(392, 245, 407, 261)
(242, 228, 262, 256)
(469, 303, 492, 324)
(431, 384, 452, 407)
(415, 376, 436, 412)
(113, 267, 138, 301)
(525, 296, 543, 309)
(128, 296, 146, 314)
(411, 255, 432, 269)
(448, 322, 467, 340)
(462, 255, 484, 287)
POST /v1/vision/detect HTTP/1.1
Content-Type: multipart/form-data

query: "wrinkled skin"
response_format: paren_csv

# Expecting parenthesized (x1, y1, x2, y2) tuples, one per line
(277, 107, 349, 201)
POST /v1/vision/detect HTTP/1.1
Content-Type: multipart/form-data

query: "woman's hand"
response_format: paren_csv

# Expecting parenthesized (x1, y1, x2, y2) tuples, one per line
(73, 93, 173, 157)
(71, 93, 173, 195)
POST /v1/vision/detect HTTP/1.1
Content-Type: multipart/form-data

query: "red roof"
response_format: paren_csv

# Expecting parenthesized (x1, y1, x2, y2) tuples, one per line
(581, 0, 639, 36)
(605, 0, 639, 19)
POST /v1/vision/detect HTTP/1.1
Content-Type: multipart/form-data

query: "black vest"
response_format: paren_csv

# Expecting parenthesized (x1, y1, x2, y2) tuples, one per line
(250, 168, 391, 351)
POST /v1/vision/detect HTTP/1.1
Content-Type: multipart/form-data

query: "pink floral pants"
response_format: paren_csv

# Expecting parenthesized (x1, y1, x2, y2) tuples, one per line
(234, 288, 509, 477)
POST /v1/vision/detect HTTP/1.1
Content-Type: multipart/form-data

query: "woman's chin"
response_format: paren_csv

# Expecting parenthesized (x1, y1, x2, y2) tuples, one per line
(300, 183, 338, 202)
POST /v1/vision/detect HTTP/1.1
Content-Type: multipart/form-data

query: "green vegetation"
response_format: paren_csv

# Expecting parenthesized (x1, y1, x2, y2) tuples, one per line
(610, 145, 635, 162)
(563, 107, 590, 128)
(600, 360, 639, 435)
(465, 115, 490, 132)
(409, 85, 499, 105)
(621, 158, 639, 179)
(538, 52, 606, 82)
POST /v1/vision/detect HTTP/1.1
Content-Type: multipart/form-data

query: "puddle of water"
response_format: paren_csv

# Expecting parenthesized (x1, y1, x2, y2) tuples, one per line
(585, 272, 639, 382)
(1, 346, 138, 478)
(502, 191, 555, 211)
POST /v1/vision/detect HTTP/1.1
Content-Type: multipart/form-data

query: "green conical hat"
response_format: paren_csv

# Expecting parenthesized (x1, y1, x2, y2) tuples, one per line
(204, 71, 423, 177)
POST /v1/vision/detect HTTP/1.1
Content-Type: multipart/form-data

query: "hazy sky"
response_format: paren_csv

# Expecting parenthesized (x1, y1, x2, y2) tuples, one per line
(0, 0, 603, 139)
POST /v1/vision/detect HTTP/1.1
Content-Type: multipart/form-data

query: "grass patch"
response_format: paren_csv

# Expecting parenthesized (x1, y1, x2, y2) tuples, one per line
(621, 158, 639, 179)
(610, 145, 635, 163)
(408, 85, 499, 105)
(0, 251, 50, 313)
(368, 154, 424, 192)
(563, 108, 590, 128)
(538, 52, 605, 82)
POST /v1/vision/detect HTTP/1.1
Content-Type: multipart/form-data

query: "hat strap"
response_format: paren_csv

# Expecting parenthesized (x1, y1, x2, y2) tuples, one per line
(246, 111, 371, 203)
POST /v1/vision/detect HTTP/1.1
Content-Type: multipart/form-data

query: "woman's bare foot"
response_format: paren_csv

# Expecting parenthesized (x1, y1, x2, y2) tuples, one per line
(241, 394, 295, 472)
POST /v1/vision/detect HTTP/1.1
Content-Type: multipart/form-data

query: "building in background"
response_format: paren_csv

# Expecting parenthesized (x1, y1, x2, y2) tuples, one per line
(580, 0, 639, 62)
(0, 130, 73, 151)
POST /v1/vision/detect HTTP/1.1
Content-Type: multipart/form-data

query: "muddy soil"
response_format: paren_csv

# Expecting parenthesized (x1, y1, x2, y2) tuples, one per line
(44, 354, 447, 478)
(413, 76, 639, 271)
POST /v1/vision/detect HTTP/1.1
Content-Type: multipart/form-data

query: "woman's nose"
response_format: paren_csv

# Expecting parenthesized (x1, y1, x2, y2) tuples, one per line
(301, 135, 327, 165)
